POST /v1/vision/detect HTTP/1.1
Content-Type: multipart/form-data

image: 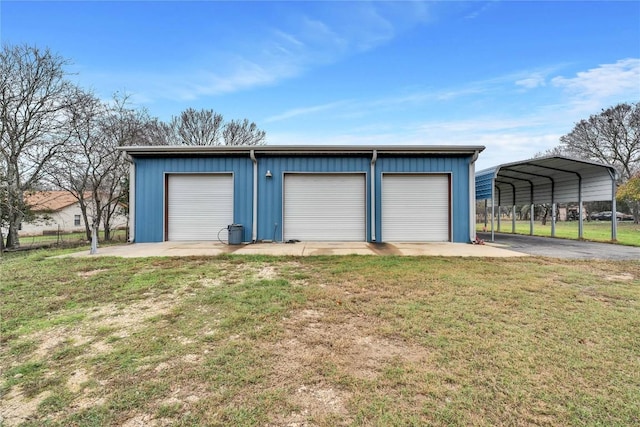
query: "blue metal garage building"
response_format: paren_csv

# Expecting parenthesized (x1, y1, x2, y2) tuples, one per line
(122, 145, 485, 244)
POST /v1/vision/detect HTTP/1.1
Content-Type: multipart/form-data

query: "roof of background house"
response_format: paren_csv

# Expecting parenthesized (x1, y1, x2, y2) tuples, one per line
(24, 191, 88, 212)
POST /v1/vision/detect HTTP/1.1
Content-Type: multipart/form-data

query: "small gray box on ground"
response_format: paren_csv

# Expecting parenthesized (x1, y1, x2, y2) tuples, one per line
(227, 224, 243, 245)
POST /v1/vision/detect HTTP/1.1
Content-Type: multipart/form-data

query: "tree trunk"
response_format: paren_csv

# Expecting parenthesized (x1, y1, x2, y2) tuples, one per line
(5, 167, 22, 248)
(90, 222, 98, 254)
(79, 203, 91, 241)
(541, 205, 549, 225)
(104, 221, 111, 241)
(5, 198, 23, 249)
(6, 222, 19, 249)
(93, 195, 102, 243)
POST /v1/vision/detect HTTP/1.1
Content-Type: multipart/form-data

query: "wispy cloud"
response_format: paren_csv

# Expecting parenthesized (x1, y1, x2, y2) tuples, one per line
(515, 72, 547, 89)
(118, 2, 434, 103)
(263, 67, 556, 124)
(265, 58, 637, 129)
(551, 58, 640, 111)
(264, 100, 351, 123)
(265, 57, 640, 168)
(464, 0, 499, 20)
(268, 112, 565, 170)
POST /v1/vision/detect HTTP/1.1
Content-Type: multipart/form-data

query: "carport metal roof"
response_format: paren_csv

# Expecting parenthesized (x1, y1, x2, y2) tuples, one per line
(475, 156, 618, 241)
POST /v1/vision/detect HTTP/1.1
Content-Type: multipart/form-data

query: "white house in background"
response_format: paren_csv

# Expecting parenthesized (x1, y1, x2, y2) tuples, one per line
(20, 191, 127, 236)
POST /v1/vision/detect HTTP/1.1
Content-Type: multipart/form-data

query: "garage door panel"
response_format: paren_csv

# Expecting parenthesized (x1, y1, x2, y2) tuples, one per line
(383, 174, 450, 242)
(284, 174, 365, 241)
(167, 174, 233, 241)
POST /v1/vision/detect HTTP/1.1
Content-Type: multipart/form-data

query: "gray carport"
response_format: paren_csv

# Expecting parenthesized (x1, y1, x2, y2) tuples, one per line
(475, 156, 618, 242)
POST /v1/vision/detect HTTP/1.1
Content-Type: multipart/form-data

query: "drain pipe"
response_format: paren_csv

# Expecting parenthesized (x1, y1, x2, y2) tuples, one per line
(250, 149, 258, 243)
(469, 150, 479, 243)
(370, 150, 377, 241)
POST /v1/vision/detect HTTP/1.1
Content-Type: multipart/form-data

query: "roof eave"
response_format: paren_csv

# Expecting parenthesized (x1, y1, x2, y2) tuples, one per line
(119, 145, 486, 157)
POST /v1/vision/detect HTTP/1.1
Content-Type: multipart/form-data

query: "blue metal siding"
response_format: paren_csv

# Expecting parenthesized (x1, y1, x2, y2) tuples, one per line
(475, 170, 496, 200)
(133, 153, 474, 244)
(134, 157, 253, 242)
(256, 156, 371, 242)
(377, 156, 473, 242)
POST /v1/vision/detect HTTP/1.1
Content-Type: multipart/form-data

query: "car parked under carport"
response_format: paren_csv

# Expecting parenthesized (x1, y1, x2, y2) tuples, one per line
(589, 211, 634, 221)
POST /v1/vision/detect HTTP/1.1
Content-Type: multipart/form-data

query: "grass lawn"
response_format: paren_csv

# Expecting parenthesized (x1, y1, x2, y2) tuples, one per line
(1, 250, 639, 426)
(477, 220, 640, 247)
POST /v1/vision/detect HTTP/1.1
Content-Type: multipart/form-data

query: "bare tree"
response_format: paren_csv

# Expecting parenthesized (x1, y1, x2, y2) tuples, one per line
(169, 108, 224, 146)
(559, 102, 640, 180)
(99, 92, 150, 240)
(0, 162, 6, 253)
(0, 44, 73, 248)
(48, 91, 151, 247)
(163, 108, 266, 146)
(223, 118, 266, 146)
(139, 117, 172, 146)
(46, 88, 103, 242)
(558, 102, 640, 221)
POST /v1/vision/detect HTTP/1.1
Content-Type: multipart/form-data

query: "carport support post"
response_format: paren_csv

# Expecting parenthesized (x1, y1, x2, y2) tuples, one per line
(512, 184, 516, 234)
(530, 205, 534, 235)
(609, 169, 618, 241)
(529, 184, 534, 236)
(611, 195, 617, 241)
(551, 181, 556, 238)
(578, 176, 584, 239)
(491, 183, 495, 242)
(484, 200, 488, 229)
(497, 188, 501, 232)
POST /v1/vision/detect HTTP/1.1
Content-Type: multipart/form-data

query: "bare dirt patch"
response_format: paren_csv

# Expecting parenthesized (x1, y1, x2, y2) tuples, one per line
(264, 307, 430, 424)
(66, 368, 90, 393)
(121, 413, 168, 427)
(0, 388, 52, 426)
(199, 277, 223, 287)
(605, 273, 635, 282)
(73, 397, 107, 414)
(76, 268, 110, 278)
(258, 265, 278, 279)
(31, 328, 74, 359)
(2, 285, 192, 426)
(89, 297, 175, 333)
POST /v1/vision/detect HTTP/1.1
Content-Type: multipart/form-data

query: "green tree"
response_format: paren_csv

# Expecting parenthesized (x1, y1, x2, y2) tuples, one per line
(617, 173, 640, 224)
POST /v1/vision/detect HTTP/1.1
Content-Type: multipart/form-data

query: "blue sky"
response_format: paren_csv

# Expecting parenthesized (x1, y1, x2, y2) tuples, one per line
(2, 1, 639, 169)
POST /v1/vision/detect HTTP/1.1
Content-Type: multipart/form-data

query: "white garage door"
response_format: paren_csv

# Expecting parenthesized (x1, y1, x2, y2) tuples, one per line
(167, 174, 233, 241)
(284, 174, 365, 241)
(382, 174, 450, 242)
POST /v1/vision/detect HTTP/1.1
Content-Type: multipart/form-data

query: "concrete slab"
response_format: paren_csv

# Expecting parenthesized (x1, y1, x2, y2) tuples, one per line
(61, 242, 235, 258)
(59, 240, 526, 258)
(388, 242, 528, 257)
(233, 243, 305, 256)
(301, 242, 375, 256)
